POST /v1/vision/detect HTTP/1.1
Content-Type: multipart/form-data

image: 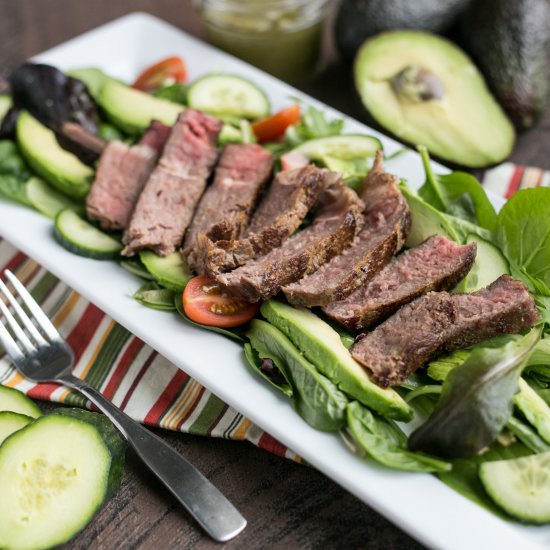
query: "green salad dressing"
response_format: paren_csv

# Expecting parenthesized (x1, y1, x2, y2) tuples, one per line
(197, 0, 329, 83)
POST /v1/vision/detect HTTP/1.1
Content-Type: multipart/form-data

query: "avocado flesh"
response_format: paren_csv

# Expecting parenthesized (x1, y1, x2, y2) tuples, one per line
(16, 111, 92, 199)
(354, 31, 515, 168)
(260, 300, 413, 421)
(98, 80, 184, 135)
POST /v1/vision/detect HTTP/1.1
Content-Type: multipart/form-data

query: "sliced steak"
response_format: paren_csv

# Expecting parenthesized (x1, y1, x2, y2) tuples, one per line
(283, 152, 410, 306)
(86, 121, 171, 231)
(122, 109, 222, 256)
(324, 235, 477, 330)
(184, 144, 273, 270)
(138, 120, 171, 151)
(351, 275, 540, 388)
(216, 179, 365, 302)
(193, 165, 331, 275)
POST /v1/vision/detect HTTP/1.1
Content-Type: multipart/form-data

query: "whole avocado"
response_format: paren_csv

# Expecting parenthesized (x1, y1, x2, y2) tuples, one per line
(461, 0, 550, 130)
(335, 0, 472, 62)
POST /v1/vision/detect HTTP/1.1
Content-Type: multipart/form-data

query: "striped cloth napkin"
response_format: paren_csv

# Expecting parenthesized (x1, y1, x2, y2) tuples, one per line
(0, 161, 546, 460)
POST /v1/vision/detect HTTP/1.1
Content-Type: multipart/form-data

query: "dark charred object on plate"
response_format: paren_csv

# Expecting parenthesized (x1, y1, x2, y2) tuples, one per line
(335, 0, 472, 62)
(460, 0, 550, 130)
(9, 63, 101, 163)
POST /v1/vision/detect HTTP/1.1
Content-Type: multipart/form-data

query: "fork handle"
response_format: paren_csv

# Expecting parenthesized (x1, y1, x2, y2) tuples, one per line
(60, 374, 246, 542)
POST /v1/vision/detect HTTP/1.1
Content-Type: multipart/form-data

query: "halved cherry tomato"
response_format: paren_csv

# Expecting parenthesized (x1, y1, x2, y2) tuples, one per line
(182, 275, 260, 328)
(251, 104, 301, 143)
(132, 56, 187, 92)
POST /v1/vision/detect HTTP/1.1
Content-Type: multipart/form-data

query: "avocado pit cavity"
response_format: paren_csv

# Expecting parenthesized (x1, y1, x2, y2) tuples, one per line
(390, 65, 444, 103)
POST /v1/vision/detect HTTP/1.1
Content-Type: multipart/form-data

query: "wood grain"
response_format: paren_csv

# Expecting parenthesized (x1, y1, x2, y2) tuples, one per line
(2, 1, 549, 549)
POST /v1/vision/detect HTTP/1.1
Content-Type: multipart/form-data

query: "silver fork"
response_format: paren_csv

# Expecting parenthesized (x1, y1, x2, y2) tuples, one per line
(0, 269, 246, 542)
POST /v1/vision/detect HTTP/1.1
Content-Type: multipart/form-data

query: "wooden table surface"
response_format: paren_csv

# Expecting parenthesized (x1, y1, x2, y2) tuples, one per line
(1, 2, 549, 549)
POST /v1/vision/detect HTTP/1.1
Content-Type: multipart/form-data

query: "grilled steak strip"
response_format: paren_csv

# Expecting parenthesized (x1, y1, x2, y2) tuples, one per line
(122, 109, 222, 256)
(283, 152, 410, 307)
(86, 122, 170, 230)
(184, 144, 274, 270)
(351, 275, 540, 388)
(194, 165, 330, 275)
(324, 235, 477, 330)
(216, 178, 365, 302)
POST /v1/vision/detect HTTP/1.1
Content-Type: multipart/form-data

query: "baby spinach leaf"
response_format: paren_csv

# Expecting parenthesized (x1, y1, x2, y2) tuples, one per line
(153, 83, 189, 105)
(0, 140, 30, 180)
(0, 174, 30, 206)
(133, 282, 176, 311)
(243, 342, 293, 397)
(247, 319, 347, 431)
(417, 146, 497, 231)
(284, 103, 344, 148)
(409, 328, 542, 458)
(346, 401, 450, 473)
(495, 187, 550, 288)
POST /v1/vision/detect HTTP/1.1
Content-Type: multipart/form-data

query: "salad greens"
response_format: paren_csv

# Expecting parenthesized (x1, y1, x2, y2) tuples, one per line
(409, 328, 542, 458)
(3, 60, 550, 526)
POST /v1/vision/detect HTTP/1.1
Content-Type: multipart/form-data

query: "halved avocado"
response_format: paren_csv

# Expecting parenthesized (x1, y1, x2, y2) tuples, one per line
(354, 31, 515, 168)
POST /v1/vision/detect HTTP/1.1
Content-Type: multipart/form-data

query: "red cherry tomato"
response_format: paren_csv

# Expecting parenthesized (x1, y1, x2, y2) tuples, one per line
(132, 56, 187, 92)
(252, 105, 301, 143)
(182, 275, 260, 328)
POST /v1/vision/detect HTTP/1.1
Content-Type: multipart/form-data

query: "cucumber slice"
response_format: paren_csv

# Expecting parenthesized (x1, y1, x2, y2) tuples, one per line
(188, 74, 270, 119)
(54, 209, 122, 260)
(294, 135, 382, 163)
(0, 411, 33, 445)
(0, 386, 42, 418)
(26, 177, 79, 219)
(53, 408, 126, 498)
(456, 234, 509, 293)
(0, 415, 111, 549)
(479, 451, 550, 523)
(139, 250, 192, 291)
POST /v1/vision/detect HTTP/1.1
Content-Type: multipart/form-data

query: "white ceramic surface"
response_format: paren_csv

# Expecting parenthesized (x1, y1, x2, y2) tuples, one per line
(1, 13, 548, 549)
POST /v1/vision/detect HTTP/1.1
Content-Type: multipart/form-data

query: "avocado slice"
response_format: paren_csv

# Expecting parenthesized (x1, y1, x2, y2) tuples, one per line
(98, 80, 184, 135)
(460, 0, 550, 130)
(16, 111, 93, 199)
(354, 31, 515, 168)
(260, 300, 413, 421)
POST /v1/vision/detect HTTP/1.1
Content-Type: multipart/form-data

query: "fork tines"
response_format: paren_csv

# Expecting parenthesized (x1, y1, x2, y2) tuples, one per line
(0, 269, 60, 357)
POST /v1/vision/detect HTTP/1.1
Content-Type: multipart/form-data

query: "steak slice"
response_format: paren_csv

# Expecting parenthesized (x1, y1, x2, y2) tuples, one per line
(283, 152, 410, 306)
(324, 235, 477, 330)
(193, 165, 331, 275)
(184, 144, 273, 270)
(216, 179, 365, 302)
(86, 121, 171, 230)
(122, 109, 222, 256)
(351, 275, 540, 388)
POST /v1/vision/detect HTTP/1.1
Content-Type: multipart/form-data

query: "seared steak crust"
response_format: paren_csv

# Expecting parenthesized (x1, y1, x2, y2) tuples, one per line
(193, 165, 332, 275)
(351, 275, 540, 388)
(283, 152, 410, 306)
(216, 179, 365, 302)
(184, 144, 274, 270)
(324, 235, 477, 330)
(122, 109, 222, 256)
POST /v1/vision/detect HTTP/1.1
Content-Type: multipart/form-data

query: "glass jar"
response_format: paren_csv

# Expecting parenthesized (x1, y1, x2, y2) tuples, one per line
(194, 0, 333, 83)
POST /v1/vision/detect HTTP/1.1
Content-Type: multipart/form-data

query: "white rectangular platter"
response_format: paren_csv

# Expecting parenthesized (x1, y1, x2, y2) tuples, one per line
(1, 12, 548, 550)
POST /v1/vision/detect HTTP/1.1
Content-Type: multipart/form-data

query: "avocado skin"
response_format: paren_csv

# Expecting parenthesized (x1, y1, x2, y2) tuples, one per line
(335, 0, 471, 62)
(460, 0, 550, 130)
